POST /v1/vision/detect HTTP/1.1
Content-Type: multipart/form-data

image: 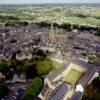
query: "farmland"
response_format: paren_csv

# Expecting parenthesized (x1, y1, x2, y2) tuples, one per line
(0, 4, 100, 26)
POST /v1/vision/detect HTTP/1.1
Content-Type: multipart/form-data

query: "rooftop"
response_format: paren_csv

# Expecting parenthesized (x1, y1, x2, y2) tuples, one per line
(48, 82, 71, 100)
(71, 91, 83, 100)
(46, 57, 99, 86)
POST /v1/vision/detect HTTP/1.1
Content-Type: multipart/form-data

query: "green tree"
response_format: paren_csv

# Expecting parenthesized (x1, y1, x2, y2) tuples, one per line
(92, 76, 100, 89)
(24, 77, 43, 100)
(0, 60, 13, 80)
(96, 29, 100, 36)
(23, 95, 33, 100)
(16, 59, 35, 73)
(36, 58, 52, 76)
(0, 43, 3, 49)
(0, 85, 9, 99)
(0, 60, 10, 72)
(82, 76, 100, 100)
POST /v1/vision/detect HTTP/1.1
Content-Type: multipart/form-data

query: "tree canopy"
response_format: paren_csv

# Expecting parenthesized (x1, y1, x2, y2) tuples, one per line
(24, 77, 43, 100)
(82, 76, 100, 100)
(0, 85, 9, 99)
(36, 58, 52, 76)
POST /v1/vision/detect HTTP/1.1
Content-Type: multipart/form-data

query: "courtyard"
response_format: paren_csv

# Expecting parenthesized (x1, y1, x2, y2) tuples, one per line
(65, 68, 84, 85)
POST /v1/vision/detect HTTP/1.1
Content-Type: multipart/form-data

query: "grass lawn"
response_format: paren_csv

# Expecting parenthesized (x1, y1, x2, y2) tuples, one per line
(65, 16, 100, 25)
(49, 60, 62, 74)
(65, 69, 83, 85)
(52, 61, 62, 69)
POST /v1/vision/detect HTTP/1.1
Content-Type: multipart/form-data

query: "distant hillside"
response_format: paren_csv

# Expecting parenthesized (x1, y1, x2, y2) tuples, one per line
(0, 4, 100, 26)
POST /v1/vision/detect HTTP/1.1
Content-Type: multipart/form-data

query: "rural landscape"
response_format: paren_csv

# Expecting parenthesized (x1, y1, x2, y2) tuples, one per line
(0, 2, 100, 100)
(0, 4, 100, 26)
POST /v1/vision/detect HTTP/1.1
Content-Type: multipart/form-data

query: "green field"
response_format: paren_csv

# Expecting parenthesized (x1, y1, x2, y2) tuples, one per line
(65, 69, 83, 85)
(0, 5, 100, 26)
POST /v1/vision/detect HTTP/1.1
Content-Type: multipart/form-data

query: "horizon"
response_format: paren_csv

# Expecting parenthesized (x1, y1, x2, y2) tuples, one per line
(0, 3, 100, 6)
(0, 0, 100, 4)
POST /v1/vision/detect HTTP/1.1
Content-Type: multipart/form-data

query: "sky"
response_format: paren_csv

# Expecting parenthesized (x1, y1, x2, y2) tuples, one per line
(0, 0, 100, 4)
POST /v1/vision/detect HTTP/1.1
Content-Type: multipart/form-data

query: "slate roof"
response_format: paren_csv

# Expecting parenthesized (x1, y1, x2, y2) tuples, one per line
(46, 57, 100, 86)
(48, 82, 71, 100)
(46, 61, 71, 82)
(71, 91, 83, 100)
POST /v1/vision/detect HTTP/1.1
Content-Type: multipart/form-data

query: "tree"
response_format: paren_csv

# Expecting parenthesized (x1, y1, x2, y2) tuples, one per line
(96, 29, 100, 36)
(36, 58, 52, 76)
(62, 23, 72, 31)
(23, 95, 33, 100)
(0, 43, 3, 49)
(92, 76, 100, 89)
(24, 77, 43, 100)
(15, 59, 37, 78)
(0, 60, 13, 80)
(82, 76, 100, 100)
(0, 60, 11, 74)
(0, 85, 9, 99)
